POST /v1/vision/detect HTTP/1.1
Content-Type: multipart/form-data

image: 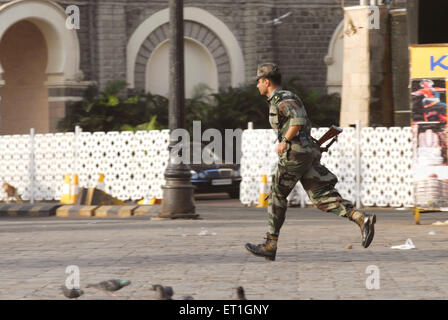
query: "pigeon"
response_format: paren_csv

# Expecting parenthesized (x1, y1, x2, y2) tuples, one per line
(61, 286, 84, 299)
(261, 12, 291, 25)
(180, 296, 194, 300)
(235, 286, 247, 300)
(86, 279, 131, 297)
(151, 284, 174, 300)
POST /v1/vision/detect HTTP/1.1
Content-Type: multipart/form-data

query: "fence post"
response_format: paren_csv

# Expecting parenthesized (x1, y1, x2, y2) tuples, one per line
(29, 128, 35, 204)
(74, 126, 81, 178)
(355, 120, 361, 209)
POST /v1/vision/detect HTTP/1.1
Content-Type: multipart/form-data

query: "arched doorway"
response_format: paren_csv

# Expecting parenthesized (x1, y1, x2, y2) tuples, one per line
(146, 38, 218, 98)
(0, 20, 48, 134)
(127, 7, 245, 90)
(0, 0, 83, 134)
(325, 20, 344, 95)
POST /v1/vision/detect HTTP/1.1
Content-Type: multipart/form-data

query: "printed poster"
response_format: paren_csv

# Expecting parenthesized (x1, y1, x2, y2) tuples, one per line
(410, 45, 448, 209)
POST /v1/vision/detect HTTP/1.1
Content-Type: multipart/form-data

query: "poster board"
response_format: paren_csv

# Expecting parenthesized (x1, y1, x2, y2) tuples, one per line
(410, 45, 448, 209)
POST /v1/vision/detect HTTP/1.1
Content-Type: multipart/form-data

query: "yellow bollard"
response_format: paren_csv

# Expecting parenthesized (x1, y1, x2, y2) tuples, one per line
(138, 198, 150, 205)
(138, 197, 162, 205)
(60, 174, 72, 204)
(256, 174, 269, 208)
(97, 173, 105, 191)
(149, 197, 162, 205)
(414, 207, 421, 225)
(70, 174, 79, 204)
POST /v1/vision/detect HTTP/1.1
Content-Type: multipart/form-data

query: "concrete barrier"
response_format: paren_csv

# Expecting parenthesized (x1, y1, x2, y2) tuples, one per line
(133, 205, 160, 217)
(0, 204, 62, 217)
(94, 206, 138, 218)
(56, 205, 99, 217)
(0, 203, 158, 218)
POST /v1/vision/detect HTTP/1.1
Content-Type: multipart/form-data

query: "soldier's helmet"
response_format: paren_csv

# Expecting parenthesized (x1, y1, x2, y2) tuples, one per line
(255, 63, 281, 81)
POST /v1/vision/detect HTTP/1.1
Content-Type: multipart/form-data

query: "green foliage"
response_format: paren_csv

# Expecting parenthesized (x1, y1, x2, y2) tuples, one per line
(184, 78, 341, 131)
(57, 80, 168, 132)
(283, 77, 341, 128)
(57, 78, 340, 133)
(185, 83, 268, 132)
(120, 115, 161, 132)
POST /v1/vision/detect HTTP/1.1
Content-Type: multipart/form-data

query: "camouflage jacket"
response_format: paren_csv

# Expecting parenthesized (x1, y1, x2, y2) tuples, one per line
(267, 88, 318, 161)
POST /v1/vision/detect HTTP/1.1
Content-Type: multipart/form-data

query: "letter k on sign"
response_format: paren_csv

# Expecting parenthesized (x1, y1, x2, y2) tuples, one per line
(431, 56, 448, 71)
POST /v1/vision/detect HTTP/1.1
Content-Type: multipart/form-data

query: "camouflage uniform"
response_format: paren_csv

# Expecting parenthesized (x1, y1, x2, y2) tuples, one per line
(245, 63, 376, 261)
(267, 87, 354, 235)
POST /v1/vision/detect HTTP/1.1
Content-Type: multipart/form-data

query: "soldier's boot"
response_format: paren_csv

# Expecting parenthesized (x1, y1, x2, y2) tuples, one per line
(245, 233, 278, 261)
(349, 210, 376, 248)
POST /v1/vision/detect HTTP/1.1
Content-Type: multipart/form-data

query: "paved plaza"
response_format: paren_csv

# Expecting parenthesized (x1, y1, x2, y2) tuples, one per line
(1, 195, 448, 300)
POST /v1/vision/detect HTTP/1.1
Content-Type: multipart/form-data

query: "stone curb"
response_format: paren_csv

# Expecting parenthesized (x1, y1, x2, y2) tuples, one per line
(133, 205, 159, 217)
(0, 204, 161, 218)
(94, 205, 138, 218)
(56, 205, 99, 217)
(56, 205, 159, 218)
(0, 204, 62, 217)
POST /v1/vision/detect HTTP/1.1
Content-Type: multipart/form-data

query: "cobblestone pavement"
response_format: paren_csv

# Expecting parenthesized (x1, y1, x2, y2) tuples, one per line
(1, 197, 448, 300)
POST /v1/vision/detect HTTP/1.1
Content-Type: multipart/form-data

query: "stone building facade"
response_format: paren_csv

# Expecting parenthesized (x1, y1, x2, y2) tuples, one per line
(0, 0, 411, 134)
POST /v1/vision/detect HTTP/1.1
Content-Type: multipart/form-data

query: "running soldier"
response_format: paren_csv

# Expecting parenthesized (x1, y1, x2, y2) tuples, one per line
(245, 63, 376, 261)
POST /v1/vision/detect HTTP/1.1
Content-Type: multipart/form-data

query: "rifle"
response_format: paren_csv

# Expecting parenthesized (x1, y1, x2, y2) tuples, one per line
(316, 125, 342, 153)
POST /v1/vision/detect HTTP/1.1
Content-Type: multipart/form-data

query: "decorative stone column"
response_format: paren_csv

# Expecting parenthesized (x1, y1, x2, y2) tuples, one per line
(159, 0, 198, 219)
(340, 4, 394, 127)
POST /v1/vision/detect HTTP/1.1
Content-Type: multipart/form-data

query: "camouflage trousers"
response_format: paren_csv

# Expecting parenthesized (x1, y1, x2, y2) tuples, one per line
(268, 151, 354, 236)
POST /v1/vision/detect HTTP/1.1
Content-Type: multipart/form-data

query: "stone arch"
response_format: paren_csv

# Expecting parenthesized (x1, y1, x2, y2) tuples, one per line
(0, 0, 81, 83)
(145, 37, 219, 98)
(0, 20, 49, 134)
(324, 20, 344, 95)
(127, 7, 245, 89)
(134, 20, 230, 92)
(0, 0, 86, 134)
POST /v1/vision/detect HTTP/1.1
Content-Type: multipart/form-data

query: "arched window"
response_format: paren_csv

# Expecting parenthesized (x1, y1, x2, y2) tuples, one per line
(325, 20, 344, 95)
(0, 0, 82, 134)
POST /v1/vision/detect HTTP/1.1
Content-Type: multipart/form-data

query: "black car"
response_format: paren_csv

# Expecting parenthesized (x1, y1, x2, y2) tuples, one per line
(187, 143, 241, 198)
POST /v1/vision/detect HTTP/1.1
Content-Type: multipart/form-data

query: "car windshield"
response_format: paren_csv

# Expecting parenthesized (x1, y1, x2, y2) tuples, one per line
(171, 141, 222, 164)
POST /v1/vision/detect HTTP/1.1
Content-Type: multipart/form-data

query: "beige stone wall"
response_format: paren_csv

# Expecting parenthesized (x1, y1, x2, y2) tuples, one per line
(0, 20, 49, 134)
(340, 6, 393, 127)
(340, 7, 371, 127)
